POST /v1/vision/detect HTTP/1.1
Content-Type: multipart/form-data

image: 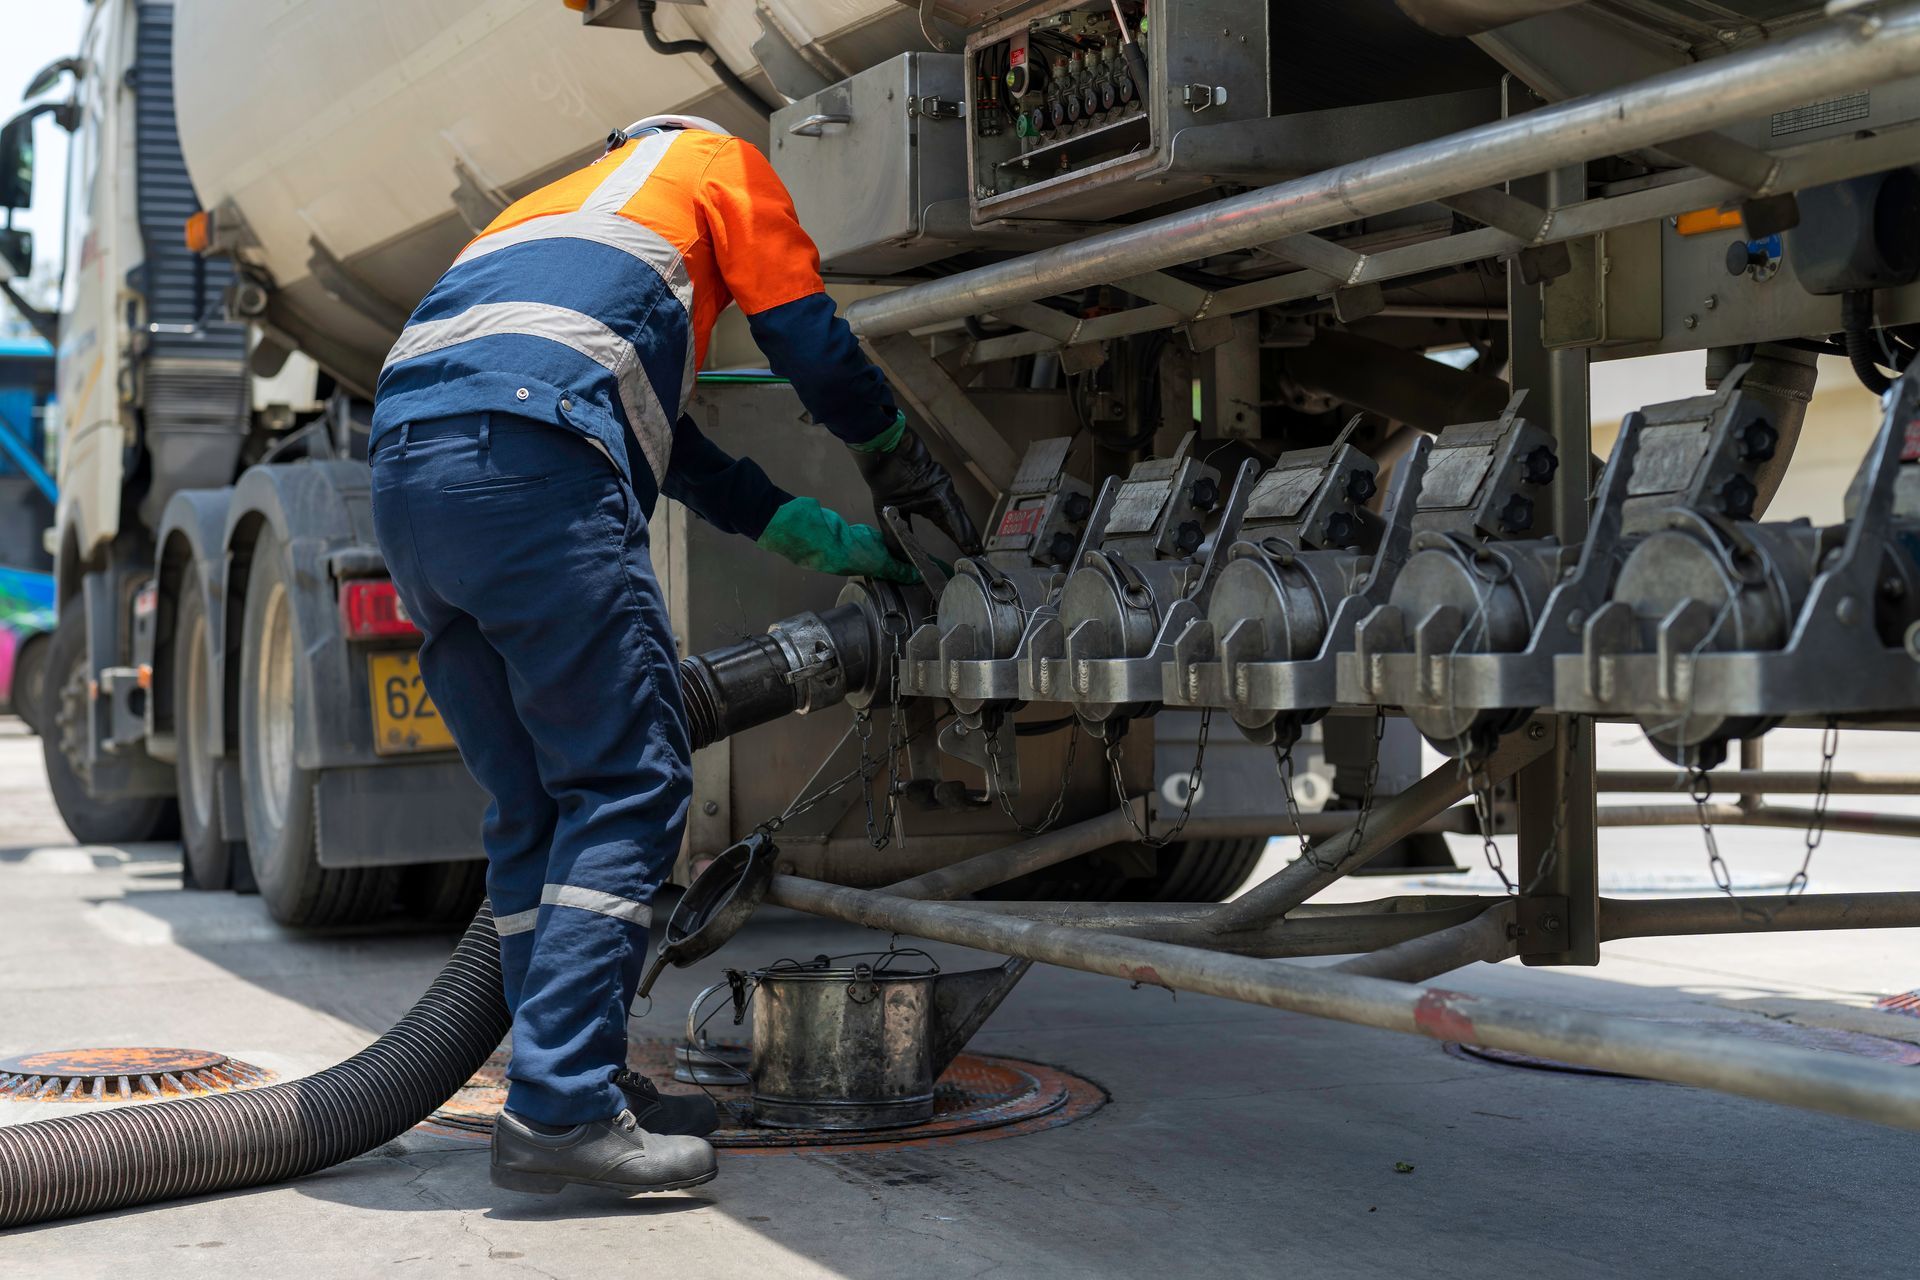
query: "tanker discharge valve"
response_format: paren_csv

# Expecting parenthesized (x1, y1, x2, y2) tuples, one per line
(1345, 373, 1791, 760)
(1171, 431, 1426, 751)
(1340, 394, 1574, 759)
(1556, 365, 1920, 769)
(898, 437, 1095, 799)
(1033, 433, 1247, 729)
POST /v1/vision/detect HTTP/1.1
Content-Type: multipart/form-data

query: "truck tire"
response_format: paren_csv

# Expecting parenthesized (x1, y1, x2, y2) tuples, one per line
(175, 567, 240, 890)
(988, 834, 1269, 903)
(1141, 836, 1269, 902)
(399, 861, 488, 927)
(238, 527, 395, 926)
(12, 630, 50, 735)
(41, 598, 179, 844)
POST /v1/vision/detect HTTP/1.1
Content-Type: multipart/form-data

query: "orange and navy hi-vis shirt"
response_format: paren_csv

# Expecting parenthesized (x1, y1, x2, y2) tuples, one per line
(372, 128, 899, 537)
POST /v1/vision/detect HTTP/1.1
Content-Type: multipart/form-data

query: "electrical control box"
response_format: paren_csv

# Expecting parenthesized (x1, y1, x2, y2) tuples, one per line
(963, 0, 1504, 224)
(770, 53, 973, 275)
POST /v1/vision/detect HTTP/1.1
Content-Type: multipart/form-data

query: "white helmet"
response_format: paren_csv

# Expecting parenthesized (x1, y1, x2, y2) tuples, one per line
(624, 113, 731, 138)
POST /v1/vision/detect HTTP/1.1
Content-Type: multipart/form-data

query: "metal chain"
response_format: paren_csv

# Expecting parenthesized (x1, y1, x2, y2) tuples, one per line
(758, 744, 885, 838)
(1468, 755, 1515, 894)
(1787, 718, 1840, 896)
(1463, 721, 1580, 898)
(1106, 710, 1212, 849)
(1333, 708, 1388, 873)
(768, 660, 915, 848)
(1271, 740, 1314, 865)
(1519, 719, 1579, 899)
(870, 652, 909, 850)
(1686, 765, 1772, 924)
(985, 715, 1081, 836)
(1279, 711, 1387, 875)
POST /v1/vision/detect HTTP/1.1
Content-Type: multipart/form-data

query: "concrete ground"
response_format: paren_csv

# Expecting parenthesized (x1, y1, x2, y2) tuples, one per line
(3, 714, 1920, 1277)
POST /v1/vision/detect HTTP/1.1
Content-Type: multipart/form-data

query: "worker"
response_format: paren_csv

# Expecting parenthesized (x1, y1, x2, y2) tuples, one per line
(368, 114, 979, 1197)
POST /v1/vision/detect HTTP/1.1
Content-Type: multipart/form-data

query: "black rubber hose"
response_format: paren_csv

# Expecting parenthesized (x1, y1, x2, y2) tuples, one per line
(1843, 289, 1895, 395)
(634, 0, 770, 121)
(0, 908, 511, 1230)
(0, 599, 884, 1227)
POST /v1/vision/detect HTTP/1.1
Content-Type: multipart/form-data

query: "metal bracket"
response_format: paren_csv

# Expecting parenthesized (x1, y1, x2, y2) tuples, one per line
(1180, 83, 1228, 113)
(908, 95, 964, 120)
(1514, 894, 1572, 956)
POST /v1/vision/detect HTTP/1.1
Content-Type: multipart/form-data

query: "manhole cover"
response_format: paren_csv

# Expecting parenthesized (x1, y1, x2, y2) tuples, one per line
(0, 1047, 275, 1103)
(422, 1039, 1105, 1153)
(1446, 1019, 1920, 1078)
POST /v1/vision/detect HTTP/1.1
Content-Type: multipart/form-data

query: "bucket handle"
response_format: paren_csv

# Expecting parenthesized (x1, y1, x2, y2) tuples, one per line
(846, 962, 881, 1005)
(682, 977, 752, 1086)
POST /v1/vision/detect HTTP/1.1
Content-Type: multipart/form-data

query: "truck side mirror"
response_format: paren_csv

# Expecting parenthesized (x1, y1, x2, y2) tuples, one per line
(0, 227, 32, 278)
(0, 118, 32, 211)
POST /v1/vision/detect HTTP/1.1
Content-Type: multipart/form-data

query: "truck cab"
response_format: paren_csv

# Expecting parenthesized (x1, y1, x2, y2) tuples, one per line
(2, 0, 488, 926)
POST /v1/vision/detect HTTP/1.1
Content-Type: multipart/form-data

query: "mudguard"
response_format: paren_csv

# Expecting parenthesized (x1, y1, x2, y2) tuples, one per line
(150, 487, 236, 759)
(221, 459, 386, 772)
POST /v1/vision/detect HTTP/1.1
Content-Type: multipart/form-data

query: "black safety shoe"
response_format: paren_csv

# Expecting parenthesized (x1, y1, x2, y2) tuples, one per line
(491, 1108, 718, 1195)
(613, 1068, 721, 1137)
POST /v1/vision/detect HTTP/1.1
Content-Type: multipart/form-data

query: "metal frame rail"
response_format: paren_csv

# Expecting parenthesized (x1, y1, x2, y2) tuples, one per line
(758, 6, 1920, 1133)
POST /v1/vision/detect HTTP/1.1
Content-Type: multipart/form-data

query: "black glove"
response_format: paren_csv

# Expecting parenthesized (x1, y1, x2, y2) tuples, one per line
(851, 424, 982, 556)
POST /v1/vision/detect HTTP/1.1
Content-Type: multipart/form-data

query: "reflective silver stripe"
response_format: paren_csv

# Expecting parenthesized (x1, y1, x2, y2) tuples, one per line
(580, 129, 679, 215)
(454, 210, 694, 317)
(494, 906, 540, 937)
(382, 301, 672, 480)
(542, 883, 653, 928)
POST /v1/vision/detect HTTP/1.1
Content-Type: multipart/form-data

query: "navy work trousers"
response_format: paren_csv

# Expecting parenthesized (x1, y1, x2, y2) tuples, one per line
(370, 411, 691, 1126)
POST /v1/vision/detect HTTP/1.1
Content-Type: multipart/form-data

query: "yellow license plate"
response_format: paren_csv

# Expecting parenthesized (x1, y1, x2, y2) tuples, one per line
(369, 651, 457, 756)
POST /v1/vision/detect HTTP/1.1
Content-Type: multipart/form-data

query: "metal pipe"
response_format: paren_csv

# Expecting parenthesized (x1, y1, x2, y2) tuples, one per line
(884, 802, 1487, 903)
(1741, 805, 1920, 839)
(961, 894, 1502, 928)
(845, 6, 1920, 339)
(1332, 902, 1517, 981)
(881, 799, 1145, 901)
(1597, 803, 1747, 827)
(1597, 802, 1920, 837)
(959, 895, 1508, 958)
(1205, 733, 1550, 934)
(1599, 770, 1920, 795)
(1600, 892, 1920, 940)
(765, 874, 1920, 1132)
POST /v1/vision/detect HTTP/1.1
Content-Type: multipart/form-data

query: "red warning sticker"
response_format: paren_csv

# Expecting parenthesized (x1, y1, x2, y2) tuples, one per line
(997, 505, 1046, 539)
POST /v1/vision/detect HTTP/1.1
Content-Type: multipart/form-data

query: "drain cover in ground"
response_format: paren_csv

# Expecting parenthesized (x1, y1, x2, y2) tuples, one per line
(0, 1047, 275, 1103)
(422, 1039, 1105, 1152)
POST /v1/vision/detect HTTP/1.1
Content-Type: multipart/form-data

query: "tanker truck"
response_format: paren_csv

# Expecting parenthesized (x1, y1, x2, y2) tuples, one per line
(12, 0, 1920, 971)
(15, 0, 1920, 1230)
(8, 0, 1318, 926)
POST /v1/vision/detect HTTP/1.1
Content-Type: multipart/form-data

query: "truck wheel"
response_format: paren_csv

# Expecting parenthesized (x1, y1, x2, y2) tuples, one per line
(399, 861, 488, 927)
(1141, 836, 1268, 902)
(13, 631, 50, 735)
(994, 835, 1269, 903)
(41, 598, 178, 844)
(175, 568, 240, 890)
(238, 527, 395, 926)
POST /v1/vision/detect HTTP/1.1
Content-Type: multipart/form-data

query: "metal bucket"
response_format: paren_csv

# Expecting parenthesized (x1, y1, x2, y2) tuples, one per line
(748, 959, 939, 1130)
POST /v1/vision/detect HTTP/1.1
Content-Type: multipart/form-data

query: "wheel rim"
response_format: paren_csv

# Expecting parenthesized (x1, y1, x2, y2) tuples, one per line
(54, 650, 91, 786)
(182, 610, 215, 830)
(252, 582, 295, 831)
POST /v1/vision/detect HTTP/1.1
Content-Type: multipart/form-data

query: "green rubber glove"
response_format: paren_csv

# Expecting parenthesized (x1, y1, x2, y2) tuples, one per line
(756, 497, 919, 583)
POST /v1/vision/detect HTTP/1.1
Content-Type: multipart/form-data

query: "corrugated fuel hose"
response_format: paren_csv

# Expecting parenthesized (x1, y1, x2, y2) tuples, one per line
(0, 606, 865, 1228)
(0, 908, 510, 1230)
